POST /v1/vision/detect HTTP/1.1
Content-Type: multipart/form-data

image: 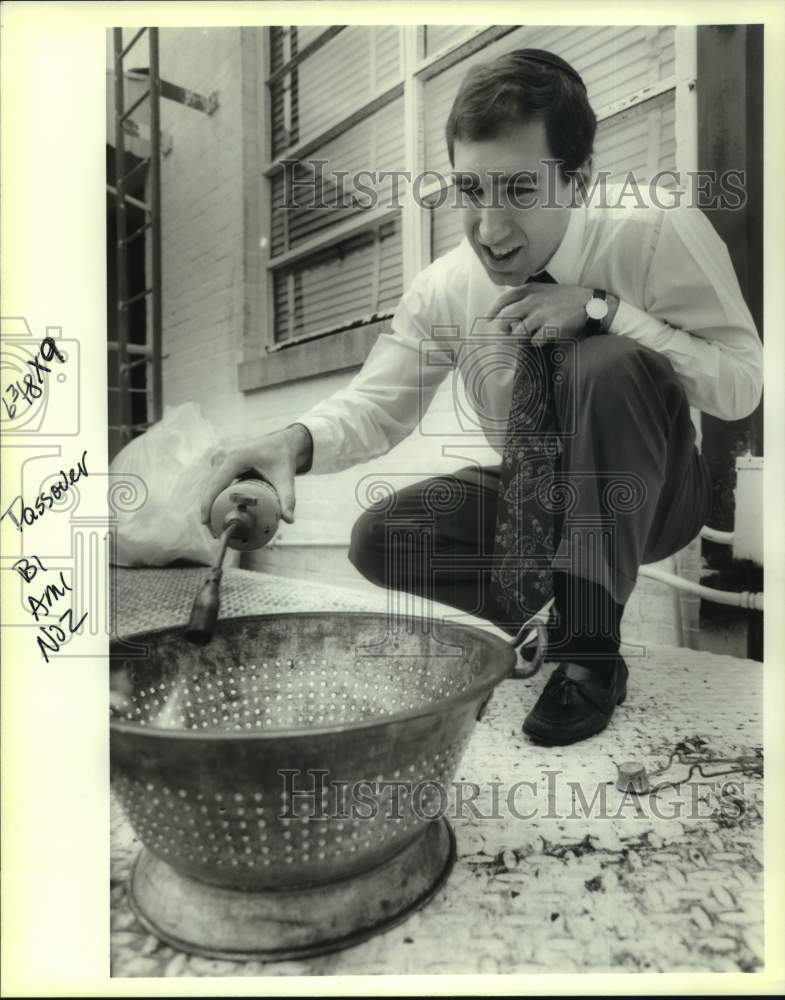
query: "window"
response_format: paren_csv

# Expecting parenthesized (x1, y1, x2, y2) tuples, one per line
(265, 26, 405, 348)
(250, 25, 694, 386)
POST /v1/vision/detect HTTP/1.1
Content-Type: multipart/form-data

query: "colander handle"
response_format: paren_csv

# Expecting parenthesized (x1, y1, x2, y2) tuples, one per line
(476, 690, 494, 721)
(506, 596, 554, 679)
(508, 624, 547, 679)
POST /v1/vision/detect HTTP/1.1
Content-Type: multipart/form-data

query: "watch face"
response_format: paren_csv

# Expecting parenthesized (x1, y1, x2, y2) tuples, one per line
(586, 297, 609, 321)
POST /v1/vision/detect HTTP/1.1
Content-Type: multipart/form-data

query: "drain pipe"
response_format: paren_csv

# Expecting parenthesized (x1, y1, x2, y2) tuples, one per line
(639, 565, 764, 611)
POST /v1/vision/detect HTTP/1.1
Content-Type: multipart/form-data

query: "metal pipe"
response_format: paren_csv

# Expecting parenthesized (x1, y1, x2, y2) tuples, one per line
(667, 554, 685, 648)
(119, 87, 150, 123)
(122, 352, 153, 371)
(120, 287, 153, 310)
(121, 26, 148, 60)
(106, 184, 150, 213)
(213, 523, 236, 570)
(700, 526, 735, 546)
(148, 27, 164, 423)
(639, 565, 763, 611)
(266, 539, 347, 547)
(119, 156, 150, 188)
(107, 341, 152, 354)
(119, 219, 153, 247)
(113, 28, 131, 448)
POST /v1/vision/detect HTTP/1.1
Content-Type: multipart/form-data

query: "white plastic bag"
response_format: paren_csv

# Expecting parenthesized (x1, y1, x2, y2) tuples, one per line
(110, 402, 238, 568)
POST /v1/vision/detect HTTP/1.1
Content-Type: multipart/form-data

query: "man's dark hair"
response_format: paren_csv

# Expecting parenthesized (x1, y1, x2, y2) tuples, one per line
(445, 48, 597, 184)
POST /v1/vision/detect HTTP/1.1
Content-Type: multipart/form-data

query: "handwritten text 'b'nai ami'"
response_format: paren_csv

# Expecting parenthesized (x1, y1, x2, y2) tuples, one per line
(12, 555, 88, 663)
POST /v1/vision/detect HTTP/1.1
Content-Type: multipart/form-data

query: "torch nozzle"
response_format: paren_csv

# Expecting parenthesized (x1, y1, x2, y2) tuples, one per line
(185, 523, 238, 645)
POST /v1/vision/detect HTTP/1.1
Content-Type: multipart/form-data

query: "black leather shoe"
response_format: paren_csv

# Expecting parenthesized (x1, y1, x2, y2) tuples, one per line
(522, 657, 628, 746)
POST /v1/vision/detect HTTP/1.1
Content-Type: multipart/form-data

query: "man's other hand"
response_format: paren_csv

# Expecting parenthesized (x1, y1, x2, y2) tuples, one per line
(488, 283, 597, 343)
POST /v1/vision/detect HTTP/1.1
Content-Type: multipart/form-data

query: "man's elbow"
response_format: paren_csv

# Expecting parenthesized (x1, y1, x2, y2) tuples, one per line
(725, 357, 763, 421)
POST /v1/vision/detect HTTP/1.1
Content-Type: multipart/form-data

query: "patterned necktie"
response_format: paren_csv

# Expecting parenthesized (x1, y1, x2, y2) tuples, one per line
(490, 270, 562, 629)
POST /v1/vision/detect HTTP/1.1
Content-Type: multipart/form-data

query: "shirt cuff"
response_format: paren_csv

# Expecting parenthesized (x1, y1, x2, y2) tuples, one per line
(608, 299, 661, 338)
(294, 416, 338, 475)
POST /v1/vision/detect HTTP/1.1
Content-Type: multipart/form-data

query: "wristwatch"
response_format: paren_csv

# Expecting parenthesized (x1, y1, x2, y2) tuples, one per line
(585, 289, 609, 335)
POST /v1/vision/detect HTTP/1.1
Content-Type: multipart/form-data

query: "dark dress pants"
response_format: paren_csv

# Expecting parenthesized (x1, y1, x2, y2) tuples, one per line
(348, 336, 712, 633)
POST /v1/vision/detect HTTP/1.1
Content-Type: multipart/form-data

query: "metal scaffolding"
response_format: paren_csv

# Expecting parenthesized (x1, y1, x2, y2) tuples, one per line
(108, 27, 219, 450)
(110, 26, 163, 447)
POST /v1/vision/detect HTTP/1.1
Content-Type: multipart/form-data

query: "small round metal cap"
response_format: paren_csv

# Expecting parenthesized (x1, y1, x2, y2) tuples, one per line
(616, 761, 650, 794)
(210, 479, 281, 551)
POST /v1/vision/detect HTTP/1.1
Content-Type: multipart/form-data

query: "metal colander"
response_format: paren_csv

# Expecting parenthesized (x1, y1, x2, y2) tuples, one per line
(110, 612, 516, 893)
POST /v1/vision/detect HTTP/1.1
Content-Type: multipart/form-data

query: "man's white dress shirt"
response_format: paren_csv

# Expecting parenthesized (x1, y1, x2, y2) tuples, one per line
(299, 187, 762, 474)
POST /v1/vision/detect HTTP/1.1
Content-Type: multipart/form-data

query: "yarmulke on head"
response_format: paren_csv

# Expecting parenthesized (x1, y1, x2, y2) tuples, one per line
(511, 48, 587, 90)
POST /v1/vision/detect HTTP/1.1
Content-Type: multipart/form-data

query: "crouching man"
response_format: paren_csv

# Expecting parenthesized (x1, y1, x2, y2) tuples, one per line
(202, 49, 761, 746)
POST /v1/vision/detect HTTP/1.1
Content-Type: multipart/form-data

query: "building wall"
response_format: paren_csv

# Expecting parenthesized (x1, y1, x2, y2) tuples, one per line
(155, 27, 248, 427)
(148, 29, 484, 550)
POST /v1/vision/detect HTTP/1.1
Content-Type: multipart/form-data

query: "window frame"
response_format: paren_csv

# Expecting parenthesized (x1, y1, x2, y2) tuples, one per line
(238, 24, 697, 392)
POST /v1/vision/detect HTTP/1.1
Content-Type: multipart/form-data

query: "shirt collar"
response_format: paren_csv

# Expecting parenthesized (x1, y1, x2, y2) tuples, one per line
(539, 202, 586, 284)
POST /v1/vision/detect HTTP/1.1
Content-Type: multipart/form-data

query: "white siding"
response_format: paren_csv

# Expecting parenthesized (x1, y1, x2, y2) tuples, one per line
(296, 27, 402, 146)
(423, 25, 675, 178)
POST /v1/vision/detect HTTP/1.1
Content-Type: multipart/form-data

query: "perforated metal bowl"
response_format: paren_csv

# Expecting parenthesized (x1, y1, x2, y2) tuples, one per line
(110, 612, 515, 892)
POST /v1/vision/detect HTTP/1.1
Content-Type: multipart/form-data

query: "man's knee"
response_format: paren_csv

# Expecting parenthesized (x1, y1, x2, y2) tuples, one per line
(348, 506, 387, 584)
(558, 335, 679, 402)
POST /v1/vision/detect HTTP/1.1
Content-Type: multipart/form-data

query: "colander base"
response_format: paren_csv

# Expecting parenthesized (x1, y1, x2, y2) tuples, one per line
(127, 818, 455, 961)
